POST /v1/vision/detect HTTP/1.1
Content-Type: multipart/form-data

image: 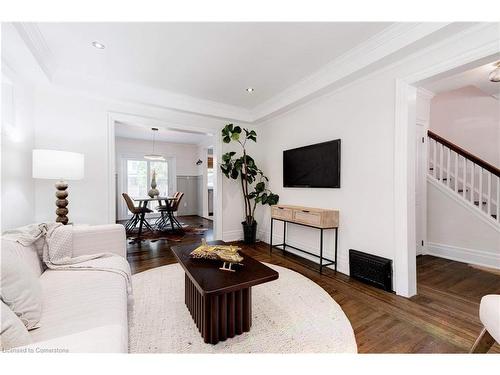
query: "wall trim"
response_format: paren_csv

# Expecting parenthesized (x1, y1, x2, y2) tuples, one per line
(252, 22, 450, 122)
(222, 229, 243, 243)
(13, 23, 56, 81)
(107, 111, 224, 240)
(393, 22, 500, 298)
(427, 242, 500, 270)
(427, 176, 500, 232)
(13, 23, 251, 123)
(416, 87, 435, 102)
(13, 22, 455, 124)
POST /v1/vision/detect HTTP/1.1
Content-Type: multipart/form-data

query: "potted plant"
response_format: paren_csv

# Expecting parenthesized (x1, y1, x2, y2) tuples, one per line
(220, 124, 279, 244)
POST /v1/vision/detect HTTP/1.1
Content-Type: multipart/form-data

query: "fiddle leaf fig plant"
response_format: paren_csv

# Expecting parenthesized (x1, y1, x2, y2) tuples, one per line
(220, 124, 279, 226)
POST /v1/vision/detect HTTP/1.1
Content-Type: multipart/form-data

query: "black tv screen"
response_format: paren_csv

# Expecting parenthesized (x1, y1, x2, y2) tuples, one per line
(283, 139, 341, 188)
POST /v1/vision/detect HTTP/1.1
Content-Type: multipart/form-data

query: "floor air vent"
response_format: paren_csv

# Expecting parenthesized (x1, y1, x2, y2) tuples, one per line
(349, 249, 393, 292)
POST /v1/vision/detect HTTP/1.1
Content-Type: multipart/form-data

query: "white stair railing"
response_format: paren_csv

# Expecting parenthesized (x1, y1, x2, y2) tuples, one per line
(428, 130, 500, 225)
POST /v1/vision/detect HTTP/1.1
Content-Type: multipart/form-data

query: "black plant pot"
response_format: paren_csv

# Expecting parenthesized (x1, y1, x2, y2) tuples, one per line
(242, 220, 257, 244)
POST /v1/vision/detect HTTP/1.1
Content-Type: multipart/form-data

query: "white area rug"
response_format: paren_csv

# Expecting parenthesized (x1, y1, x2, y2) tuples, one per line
(129, 263, 357, 353)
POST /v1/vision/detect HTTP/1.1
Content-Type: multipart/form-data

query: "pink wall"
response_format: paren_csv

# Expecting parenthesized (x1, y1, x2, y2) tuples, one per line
(430, 85, 500, 166)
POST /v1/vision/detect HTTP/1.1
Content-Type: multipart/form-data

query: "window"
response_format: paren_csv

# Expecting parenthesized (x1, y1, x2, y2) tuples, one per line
(150, 161, 168, 196)
(125, 159, 169, 214)
(126, 160, 148, 198)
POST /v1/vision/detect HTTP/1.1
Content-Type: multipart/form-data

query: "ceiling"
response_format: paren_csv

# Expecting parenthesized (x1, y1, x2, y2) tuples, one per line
(115, 121, 212, 145)
(422, 61, 500, 98)
(35, 22, 392, 109)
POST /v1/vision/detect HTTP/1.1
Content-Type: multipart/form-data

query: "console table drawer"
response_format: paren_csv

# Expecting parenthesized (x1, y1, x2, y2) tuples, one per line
(293, 210, 322, 226)
(271, 206, 293, 221)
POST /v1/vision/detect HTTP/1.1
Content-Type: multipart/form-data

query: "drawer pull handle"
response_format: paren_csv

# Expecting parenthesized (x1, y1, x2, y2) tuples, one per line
(302, 210, 310, 213)
(278, 207, 284, 210)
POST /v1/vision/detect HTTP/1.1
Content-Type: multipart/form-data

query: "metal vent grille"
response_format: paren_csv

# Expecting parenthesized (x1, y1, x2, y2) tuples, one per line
(349, 249, 393, 292)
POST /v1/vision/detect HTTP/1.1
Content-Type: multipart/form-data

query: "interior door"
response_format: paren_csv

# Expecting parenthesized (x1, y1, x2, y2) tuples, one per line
(415, 123, 427, 255)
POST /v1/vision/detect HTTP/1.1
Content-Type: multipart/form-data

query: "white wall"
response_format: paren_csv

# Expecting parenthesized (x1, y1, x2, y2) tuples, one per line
(427, 180, 500, 268)
(115, 136, 206, 220)
(115, 136, 202, 177)
(254, 73, 396, 275)
(32, 85, 246, 240)
(424, 86, 500, 268)
(253, 24, 500, 279)
(1, 72, 35, 231)
(4, 22, 498, 295)
(430, 86, 500, 166)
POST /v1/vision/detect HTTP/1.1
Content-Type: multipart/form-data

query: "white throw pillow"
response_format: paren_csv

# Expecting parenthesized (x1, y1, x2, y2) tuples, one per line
(0, 300, 33, 350)
(0, 245, 42, 330)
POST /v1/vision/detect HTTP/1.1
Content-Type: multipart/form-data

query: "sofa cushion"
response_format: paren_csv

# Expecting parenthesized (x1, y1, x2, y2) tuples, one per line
(20, 325, 126, 353)
(31, 261, 128, 352)
(0, 301, 33, 350)
(0, 244, 43, 330)
(1, 238, 44, 278)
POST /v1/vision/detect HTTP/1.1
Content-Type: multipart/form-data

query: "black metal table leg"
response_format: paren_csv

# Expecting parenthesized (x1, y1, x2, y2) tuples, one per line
(334, 228, 338, 272)
(267, 217, 337, 274)
(137, 212, 145, 239)
(137, 201, 149, 241)
(269, 218, 273, 254)
(319, 228, 323, 274)
(283, 221, 287, 255)
(167, 200, 175, 232)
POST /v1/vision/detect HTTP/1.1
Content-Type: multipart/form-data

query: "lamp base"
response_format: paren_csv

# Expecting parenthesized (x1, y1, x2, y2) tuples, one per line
(55, 180, 69, 225)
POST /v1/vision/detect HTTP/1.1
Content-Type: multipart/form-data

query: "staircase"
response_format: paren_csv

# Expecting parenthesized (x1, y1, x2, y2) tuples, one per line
(427, 130, 500, 227)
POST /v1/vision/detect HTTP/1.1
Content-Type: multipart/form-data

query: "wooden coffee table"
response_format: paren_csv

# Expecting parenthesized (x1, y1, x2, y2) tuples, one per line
(172, 241, 279, 344)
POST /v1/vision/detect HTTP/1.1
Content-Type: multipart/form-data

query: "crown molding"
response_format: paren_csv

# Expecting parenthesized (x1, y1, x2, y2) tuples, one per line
(12, 22, 457, 124)
(51, 69, 253, 122)
(11, 22, 252, 122)
(417, 87, 435, 101)
(13, 22, 56, 81)
(250, 22, 450, 122)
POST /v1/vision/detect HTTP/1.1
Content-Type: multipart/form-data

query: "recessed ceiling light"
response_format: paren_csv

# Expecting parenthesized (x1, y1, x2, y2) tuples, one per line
(245, 87, 255, 93)
(92, 41, 105, 49)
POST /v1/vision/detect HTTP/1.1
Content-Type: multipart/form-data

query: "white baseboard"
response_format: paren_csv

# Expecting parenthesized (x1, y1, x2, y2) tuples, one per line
(222, 229, 243, 242)
(427, 242, 500, 270)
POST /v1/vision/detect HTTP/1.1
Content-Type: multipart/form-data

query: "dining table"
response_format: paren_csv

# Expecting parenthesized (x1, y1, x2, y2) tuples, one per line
(132, 196, 178, 240)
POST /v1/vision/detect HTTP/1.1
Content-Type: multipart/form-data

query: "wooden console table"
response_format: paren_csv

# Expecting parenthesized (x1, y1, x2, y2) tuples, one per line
(270, 205, 339, 274)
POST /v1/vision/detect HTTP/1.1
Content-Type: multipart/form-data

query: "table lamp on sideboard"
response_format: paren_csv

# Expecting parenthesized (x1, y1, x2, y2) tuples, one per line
(32, 149, 84, 225)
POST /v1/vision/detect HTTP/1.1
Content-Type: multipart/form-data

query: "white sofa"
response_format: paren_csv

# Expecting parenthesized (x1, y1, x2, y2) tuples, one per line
(2, 224, 129, 353)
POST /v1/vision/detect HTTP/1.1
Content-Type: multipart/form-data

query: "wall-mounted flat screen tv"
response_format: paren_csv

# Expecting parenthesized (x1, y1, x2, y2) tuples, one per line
(283, 139, 341, 188)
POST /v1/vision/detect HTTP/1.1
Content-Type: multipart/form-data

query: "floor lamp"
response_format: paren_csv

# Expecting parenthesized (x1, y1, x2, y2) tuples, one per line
(32, 149, 84, 225)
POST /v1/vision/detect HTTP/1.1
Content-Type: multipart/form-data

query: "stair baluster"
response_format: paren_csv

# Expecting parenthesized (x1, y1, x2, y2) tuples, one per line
(427, 130, 500, 226)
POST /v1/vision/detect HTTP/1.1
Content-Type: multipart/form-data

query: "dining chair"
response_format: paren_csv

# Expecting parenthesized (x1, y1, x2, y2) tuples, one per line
(169, 192, 185, 230)
(155, 192, 179, 230)
(156, 192, 184, 232)
(122, 193, 154, 235)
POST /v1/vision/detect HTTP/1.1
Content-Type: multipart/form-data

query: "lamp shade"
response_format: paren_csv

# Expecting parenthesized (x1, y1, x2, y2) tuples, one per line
(32, 149, 84, 180)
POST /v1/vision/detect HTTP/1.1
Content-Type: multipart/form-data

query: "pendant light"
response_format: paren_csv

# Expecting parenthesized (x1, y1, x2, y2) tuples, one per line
(489, 62, 500, 83)
(144, 128, 165, 161)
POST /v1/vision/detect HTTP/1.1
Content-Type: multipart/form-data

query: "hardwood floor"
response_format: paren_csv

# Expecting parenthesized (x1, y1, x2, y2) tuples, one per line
(124, 215, 213, 274)
(125, 216, 500, 353)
